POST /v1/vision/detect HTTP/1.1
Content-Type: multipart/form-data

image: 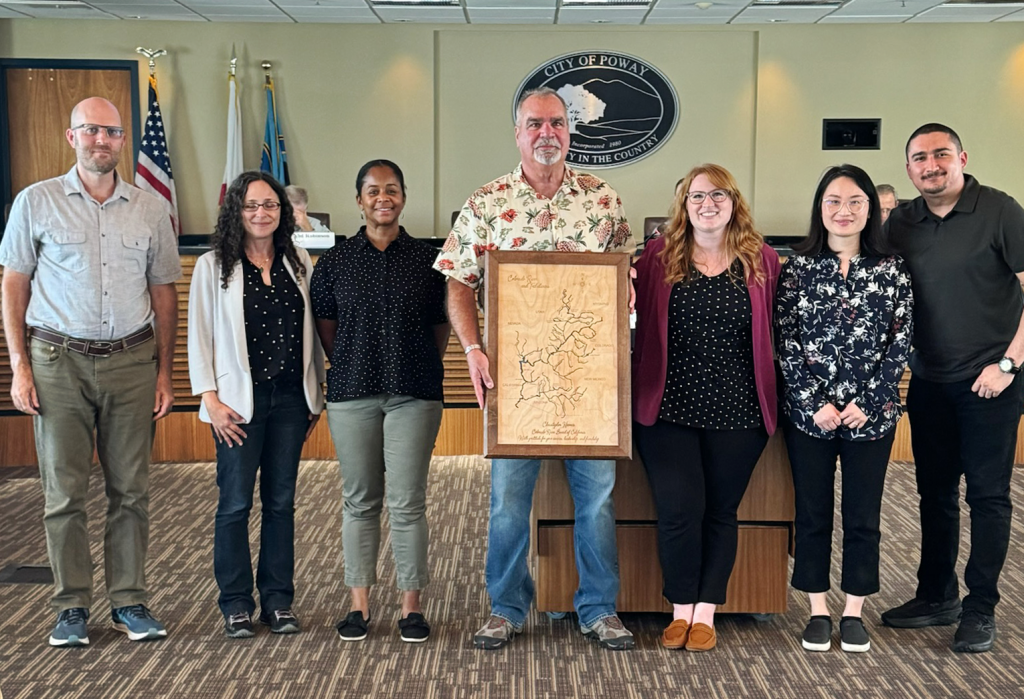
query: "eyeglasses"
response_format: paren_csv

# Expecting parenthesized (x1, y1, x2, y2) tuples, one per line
(242, 201, 281, 212)
(71, 124, 125, 139)
(686, 190, 730, 204)
(823, 198, 868, 214)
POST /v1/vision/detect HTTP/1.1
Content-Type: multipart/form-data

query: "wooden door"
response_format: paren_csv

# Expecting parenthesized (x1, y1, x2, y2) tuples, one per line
(6, 66, 135, 198)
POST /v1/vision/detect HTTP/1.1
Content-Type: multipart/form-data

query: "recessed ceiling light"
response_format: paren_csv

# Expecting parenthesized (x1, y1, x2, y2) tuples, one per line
(590, 18, 611, 22)
(695, 2, 714, 8)
(768, 17, 788, 21)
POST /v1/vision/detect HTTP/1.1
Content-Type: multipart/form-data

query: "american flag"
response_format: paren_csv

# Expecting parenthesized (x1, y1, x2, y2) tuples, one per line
(136, 75, 180, 235)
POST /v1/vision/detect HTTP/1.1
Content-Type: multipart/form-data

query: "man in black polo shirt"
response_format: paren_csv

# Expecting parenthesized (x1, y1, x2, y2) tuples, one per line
(883, 123, 1024, 653)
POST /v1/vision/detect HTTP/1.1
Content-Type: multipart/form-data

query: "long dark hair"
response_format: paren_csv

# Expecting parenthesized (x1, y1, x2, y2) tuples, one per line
(211, 170, 303, 288)
(792, 164, 891, 258)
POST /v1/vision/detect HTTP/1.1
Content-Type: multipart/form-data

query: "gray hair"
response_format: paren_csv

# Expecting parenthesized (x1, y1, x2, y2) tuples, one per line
(876, 183, 898, 201)
(284, 185, 308, 206)
(515, 86, 568, 126)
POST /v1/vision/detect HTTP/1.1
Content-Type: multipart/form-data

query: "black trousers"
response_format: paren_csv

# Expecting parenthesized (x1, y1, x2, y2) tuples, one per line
(783, 419, 894, 596)
(634, 420, 769, 605)
(907, 373, 1024, 615)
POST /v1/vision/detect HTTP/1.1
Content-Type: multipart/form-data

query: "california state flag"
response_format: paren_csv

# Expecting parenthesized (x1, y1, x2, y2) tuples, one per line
(219, 72, 243, 205)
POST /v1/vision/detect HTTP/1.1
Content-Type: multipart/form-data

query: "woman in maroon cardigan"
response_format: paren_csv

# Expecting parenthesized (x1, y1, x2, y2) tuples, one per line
(633, 163, 780, 651)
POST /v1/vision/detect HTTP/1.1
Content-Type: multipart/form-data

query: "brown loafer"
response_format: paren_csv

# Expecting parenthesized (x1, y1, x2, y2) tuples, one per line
(661, 619, 690, 649)
(685, 622, 716, 651)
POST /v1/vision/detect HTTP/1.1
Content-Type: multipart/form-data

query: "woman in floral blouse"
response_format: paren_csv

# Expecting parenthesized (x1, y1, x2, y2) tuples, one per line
(776, 164, 913, 654)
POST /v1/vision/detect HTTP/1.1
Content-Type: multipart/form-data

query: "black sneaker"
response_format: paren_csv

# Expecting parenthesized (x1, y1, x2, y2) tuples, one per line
(260, 608, 300, 634)
(881, 597, 961, 628)
(952, 610, 996, 653)
(840, 616, 870, 653)
(224, 612, 255, 639)
(336, 611, 370, 641)
(398, 612, 430, 643)
(801, 615, 832, 652)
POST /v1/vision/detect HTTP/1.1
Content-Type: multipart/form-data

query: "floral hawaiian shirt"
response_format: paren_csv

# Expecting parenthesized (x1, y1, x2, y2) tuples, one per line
(432, 163, 634, 289)
(776, 252, 914, 441)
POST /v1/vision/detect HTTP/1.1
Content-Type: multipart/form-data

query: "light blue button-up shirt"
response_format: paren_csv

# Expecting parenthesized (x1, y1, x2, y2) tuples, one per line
(0, 166, 181, 341)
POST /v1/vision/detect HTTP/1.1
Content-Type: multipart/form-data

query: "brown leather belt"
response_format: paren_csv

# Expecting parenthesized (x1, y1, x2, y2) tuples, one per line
(29, 325, 155, 358)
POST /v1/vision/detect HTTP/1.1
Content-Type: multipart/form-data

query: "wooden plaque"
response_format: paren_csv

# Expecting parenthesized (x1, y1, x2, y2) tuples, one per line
(483, 251, 632, 459)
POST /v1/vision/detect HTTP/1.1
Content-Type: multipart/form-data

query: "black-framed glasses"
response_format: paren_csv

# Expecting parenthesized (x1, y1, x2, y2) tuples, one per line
(242, 201, 281, 212)
(71, 124, 125, 139)
(686, 189, 730, 204)
(823, 198, 868, 214)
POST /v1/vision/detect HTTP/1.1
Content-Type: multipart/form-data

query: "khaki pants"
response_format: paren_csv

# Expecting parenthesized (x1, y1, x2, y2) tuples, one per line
(326, 394, 443, 590)
(30, 336, 157, 613)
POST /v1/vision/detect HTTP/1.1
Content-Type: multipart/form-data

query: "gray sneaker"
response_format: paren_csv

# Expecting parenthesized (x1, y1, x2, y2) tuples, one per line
(581, 614, 635, 650)
(473, 615, 518, 650)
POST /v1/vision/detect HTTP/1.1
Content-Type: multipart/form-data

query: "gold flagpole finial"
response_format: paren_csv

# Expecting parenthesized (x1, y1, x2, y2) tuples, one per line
(229, 45, 238, 77)
(136, 47, 167, 77)
(262, 60, 273, 86)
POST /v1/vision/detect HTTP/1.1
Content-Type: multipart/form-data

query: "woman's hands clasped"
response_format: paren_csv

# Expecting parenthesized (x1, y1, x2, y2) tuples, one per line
(812, 401, 869, 432)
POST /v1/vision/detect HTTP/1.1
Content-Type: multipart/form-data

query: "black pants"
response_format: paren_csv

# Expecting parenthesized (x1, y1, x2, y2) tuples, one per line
(907, 373, 1024, 615)
(634, 420, 769, 605)
(784, 419, 894, 596)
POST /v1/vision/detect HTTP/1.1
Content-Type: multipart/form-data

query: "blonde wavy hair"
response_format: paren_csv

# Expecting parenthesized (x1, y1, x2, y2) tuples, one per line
(658, 164, 765, 287)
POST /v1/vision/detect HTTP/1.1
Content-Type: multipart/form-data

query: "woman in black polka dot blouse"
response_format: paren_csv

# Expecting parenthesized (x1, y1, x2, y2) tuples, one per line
(632, 164, 781, 651)
(188, 171, 326, 639)
(311, 160, 450, 644)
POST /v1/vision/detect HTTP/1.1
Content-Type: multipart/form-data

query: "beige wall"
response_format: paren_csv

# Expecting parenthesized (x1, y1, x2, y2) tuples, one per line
(2, 19, 1023, 239)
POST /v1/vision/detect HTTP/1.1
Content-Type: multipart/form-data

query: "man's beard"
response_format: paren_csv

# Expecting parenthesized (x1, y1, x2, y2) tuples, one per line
(77, 143, 120, 175)
(532, 138, 562, 166)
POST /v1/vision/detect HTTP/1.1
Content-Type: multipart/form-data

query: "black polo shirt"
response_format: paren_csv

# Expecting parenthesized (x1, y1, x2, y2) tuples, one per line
(310, 227, 447, 402)
(888, 174, 1024, 382)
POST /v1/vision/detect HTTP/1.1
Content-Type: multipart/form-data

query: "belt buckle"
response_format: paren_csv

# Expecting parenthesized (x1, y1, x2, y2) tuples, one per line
(87, 340, 114, 357)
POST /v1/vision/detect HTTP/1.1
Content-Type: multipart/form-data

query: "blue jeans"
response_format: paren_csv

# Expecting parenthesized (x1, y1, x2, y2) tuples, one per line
(487, 458, 619, 628)
(213, 380, 310, 617)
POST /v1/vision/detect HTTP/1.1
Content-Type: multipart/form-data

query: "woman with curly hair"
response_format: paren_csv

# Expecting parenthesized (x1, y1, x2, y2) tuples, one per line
(632, 163, 780, 651)
(188, 170, 325, 639)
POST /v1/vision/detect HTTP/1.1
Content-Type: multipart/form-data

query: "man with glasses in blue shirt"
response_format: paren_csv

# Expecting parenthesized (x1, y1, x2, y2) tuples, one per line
(0, 97, 181, 647)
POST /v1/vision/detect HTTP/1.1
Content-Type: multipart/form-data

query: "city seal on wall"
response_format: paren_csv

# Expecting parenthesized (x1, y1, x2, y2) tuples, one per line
(513, 50, 678, 169)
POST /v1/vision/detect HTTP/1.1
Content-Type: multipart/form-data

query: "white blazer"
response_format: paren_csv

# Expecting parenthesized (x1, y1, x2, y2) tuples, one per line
(188, 248, 326, 424)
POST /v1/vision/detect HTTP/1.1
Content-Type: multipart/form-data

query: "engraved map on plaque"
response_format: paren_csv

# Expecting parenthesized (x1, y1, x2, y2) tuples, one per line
(495, 262, 619, 447)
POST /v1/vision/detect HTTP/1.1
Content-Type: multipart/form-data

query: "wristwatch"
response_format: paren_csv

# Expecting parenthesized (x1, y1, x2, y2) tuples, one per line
(998, 356, 1021, 374)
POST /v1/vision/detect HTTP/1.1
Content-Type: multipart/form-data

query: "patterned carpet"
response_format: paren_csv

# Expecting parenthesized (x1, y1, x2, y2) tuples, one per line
(1, 456, 1024, 698)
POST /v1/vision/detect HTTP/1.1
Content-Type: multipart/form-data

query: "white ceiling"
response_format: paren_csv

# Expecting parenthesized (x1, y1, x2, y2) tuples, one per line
(0, 0, 1021, 24)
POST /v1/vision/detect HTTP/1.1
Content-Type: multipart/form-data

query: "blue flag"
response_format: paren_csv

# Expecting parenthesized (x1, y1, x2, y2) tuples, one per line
(260, 77, 289, 185)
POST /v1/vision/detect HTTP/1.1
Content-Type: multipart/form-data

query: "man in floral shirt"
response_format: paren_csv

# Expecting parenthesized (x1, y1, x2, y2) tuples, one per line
(434, 86, 635, 651)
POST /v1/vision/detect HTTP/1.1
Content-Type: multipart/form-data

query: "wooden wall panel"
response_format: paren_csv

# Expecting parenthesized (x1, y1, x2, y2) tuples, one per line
(535, 524, 789, 614)
(533, 430, 794, 522)
(6, 67, 135, 197)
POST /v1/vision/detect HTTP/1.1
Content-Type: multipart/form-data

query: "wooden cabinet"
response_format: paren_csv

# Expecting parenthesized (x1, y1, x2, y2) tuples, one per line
(531, 430, 795, 614)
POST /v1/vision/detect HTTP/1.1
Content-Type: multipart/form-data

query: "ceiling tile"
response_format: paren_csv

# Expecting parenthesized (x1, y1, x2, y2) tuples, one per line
(908, 3, 1021, 21)
(557, 7, 647, 22)
(828, 0, 945, 15)
(995, 7, 1024, 19)
(818, 13, 913, 21)
(730, 5, 837, 22)
(373, 5, 466, 21)
(465, 0, 554, 7)
(204, 11, 293, 19)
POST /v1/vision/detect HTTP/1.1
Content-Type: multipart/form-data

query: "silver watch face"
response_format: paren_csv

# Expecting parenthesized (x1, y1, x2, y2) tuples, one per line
(1000, 358, 1014, 372)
